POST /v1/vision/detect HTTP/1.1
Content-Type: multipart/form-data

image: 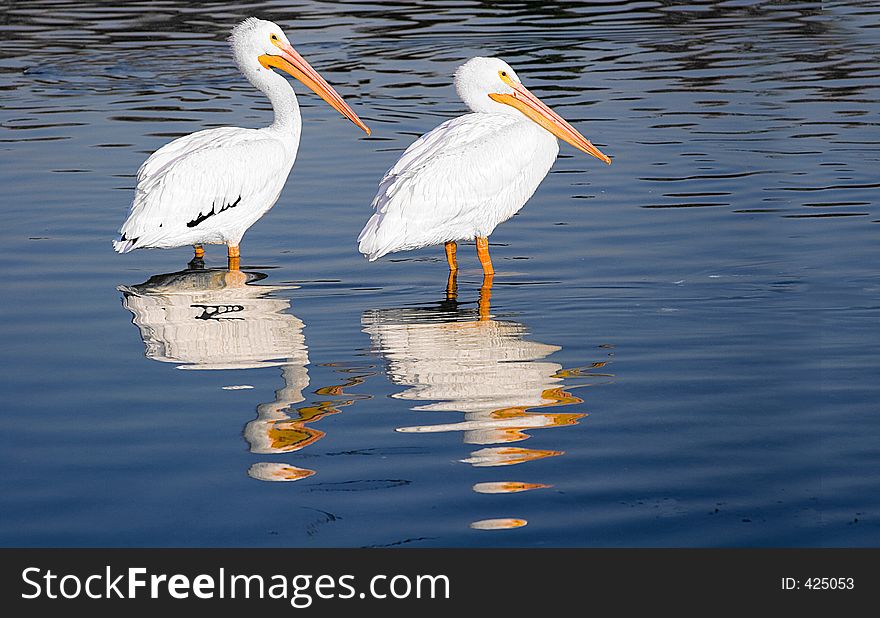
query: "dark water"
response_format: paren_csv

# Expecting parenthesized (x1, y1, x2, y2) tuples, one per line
(1, 1, 879, 547)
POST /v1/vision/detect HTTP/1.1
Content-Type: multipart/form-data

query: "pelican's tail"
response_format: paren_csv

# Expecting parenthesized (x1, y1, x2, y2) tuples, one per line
(357, 212, 398, 262)
(112, 235, 139, 253)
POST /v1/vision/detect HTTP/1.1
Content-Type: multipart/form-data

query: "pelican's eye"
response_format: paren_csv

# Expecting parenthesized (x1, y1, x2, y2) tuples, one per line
(270, 33, 279, 43)
(498, 70, 514, 86)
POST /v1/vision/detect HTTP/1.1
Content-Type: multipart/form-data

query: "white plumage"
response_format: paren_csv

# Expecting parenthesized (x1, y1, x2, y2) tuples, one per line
(358, 56, 610, 274)
(115, 128, 291, 253)
(114, 17, 369, 262)
(358, 113, 557, 260)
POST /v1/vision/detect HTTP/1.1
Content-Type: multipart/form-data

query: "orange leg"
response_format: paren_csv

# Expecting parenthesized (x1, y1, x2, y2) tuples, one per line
(479, 274, 494, 321)
(227, 243, 240, 271)
(446, 269, 458, 301)
(445, 241, 458, 272)
(193, 245, 205, 259)
(475, 236, 494, 276)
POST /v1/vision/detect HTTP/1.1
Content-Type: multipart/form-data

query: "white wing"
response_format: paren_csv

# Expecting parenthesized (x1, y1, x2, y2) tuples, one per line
(358, 113, 557, 260)
(114, 127, 288, 252)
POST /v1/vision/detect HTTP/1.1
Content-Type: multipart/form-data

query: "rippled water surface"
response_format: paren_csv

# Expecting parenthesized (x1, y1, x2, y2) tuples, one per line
(2, 1, 879, 547)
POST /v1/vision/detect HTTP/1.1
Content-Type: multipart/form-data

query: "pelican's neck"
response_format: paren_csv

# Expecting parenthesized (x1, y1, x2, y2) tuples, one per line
(246, 64, 302, 138)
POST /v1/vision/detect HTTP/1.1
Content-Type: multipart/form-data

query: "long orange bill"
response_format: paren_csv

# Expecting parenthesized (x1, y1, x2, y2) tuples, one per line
(259, 42, 370, 135)
(489, 83, 610, 164)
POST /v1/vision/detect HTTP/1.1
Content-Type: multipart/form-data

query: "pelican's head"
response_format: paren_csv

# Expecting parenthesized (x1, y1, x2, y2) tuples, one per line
(454, 57, 610, 164)
(230, 18, 370, 135)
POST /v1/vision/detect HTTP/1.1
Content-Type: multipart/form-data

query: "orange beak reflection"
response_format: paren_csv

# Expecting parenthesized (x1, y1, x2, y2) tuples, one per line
(489, 83, 610, 164)
(259, 42, 370, 136)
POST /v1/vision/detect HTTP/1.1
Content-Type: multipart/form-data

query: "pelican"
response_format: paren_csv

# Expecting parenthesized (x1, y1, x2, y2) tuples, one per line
(113, 18, 370, 268)
(358, 56, 610, 280)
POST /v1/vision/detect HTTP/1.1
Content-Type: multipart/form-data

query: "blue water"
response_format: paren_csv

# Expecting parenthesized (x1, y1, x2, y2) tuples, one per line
(1, 0, 879, 547)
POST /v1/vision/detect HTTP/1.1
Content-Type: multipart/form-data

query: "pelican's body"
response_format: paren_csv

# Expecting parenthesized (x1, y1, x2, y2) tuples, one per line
(114, 18, 369, 267)
(359, 113, 558, 257)
(115, 126, 294, 254)
(358, 57, 610, 277)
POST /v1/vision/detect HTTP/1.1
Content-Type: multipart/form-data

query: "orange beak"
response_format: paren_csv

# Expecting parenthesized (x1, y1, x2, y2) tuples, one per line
(259, 42, 370, 136)
(489, 82, 610, 164)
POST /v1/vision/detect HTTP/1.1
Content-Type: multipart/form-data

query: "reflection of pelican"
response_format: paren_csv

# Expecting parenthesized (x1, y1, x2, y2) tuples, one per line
(113, 18, 369, 268)
(247, 462, 315, 482)
(120, 268, 304, 370)
(244, 368, 371, 481)
(470, 518, 527, 531)
(245, 369, 346, 456)
(363, 293, 589, 530)
(362, 297, 583, 449)
(119, 266, 316, 481)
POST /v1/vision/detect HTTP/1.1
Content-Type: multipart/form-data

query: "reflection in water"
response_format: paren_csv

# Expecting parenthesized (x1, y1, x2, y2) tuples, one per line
(363, 286, 609, 529)
(244, 366, 371, 481)
(119, 266, 368, 481)
(473, 482, 549, 494)
(469, 518, 528, 531)
(120, 268, 304, 371)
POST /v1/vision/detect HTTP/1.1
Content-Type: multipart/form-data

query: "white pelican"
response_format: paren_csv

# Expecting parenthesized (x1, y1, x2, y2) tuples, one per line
(113, 17, 370, 268)
(358, 56, 610, 277)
